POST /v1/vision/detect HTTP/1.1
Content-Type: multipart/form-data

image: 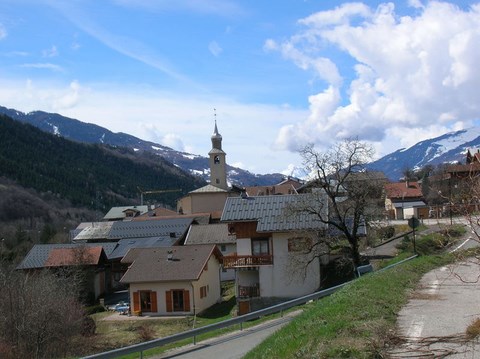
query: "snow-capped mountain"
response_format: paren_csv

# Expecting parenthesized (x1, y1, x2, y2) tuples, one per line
(368, 127, 480, 180)
(0, 106, 284, 186)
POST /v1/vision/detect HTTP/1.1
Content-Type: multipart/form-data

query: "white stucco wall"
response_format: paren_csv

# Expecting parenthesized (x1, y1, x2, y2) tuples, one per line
(128, 255, 222, 315)
(219, 243, 236, 281)
(235, 233, 320, 299)
(259, 233, 320, 298)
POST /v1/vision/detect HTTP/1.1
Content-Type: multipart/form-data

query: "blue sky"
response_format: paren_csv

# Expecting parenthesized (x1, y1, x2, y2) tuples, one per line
(1, 0, 479, 175)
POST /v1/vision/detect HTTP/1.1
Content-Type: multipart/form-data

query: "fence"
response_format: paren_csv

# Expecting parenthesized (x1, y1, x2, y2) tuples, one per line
(82, 254, 418, 359)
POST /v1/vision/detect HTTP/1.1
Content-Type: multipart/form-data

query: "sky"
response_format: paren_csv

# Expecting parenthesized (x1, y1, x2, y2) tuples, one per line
(1, 0, 480, 175)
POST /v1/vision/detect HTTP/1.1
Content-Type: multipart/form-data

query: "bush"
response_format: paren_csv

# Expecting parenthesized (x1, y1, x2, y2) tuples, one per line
(137, 325, 155, 341)
(378, 226, 395, 239)
(82, 316, 96, 336)
(85, 304, 106, 315)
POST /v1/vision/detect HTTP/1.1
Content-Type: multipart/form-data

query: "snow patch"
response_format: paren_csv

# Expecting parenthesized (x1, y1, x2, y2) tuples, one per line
(182, 154, 198, 160)
(100, 133, 105, 143)
(133, 148, 139, 152)
(151, 146, 161, 151)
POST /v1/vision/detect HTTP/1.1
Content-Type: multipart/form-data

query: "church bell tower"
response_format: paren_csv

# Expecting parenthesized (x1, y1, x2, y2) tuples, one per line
(208, 114, 228, 190)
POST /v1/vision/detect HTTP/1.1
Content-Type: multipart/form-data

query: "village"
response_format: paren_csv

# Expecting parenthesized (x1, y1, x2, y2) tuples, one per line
(16, 121, 480, 326)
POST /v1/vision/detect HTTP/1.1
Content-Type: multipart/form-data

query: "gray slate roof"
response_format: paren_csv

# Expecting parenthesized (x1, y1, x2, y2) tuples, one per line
(73, 217, 193, 242)
(221, 194, 328, 232)
(184, 223, 236, 245)
(120, 245, 221, 283)
(16, 242, 117, 269)
(109, 236, 180, 260)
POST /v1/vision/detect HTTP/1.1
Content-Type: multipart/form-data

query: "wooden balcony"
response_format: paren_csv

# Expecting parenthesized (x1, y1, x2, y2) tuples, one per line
(222, 255, 273, 269)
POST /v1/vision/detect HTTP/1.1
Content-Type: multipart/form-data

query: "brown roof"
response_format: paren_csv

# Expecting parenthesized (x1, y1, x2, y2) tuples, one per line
(133, 212, 211, 224)
(244, 184, 298, 196)
(184, 223, 236, 245)
(384, 181, 423, 199)
(120, 245, 222, 283)
(44, 246, 104, 267)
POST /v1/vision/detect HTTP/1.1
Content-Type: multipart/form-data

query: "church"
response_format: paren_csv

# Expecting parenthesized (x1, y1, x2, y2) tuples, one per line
(176, 121, 242, 220)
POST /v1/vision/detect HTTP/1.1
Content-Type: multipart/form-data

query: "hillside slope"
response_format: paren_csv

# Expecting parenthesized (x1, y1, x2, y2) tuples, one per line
(0, 106, 284, 186)
(0, 114, 204, 210)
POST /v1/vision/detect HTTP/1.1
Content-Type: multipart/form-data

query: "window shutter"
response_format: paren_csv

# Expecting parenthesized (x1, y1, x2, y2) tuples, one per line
(184, 290, 190, 312)
(151, 291, 158, 313)
(133, 291, 140, 312)
(165, 290, 173, 312)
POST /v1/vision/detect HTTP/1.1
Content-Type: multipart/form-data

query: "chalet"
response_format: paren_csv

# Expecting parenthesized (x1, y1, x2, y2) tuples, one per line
(120, 245, 222, 316)
(184, 223, 236, 281)
(103, 205, 151, 221)
(384, 181, 428, 219)
(221, 194, 328, 314)
(17, 243, 116, 300)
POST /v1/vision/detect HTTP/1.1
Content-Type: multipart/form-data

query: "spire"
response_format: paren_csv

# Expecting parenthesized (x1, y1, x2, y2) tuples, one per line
(211, 108, 222, 150)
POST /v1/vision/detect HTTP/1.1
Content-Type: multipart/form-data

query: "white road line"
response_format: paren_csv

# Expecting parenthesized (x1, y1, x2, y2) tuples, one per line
(427, 279, 439, 294)
(450, 237, 471, 253)
(406, 316, 425, 340)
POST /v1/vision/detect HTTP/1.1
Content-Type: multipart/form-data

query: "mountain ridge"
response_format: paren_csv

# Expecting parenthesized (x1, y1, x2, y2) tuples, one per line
(0, 106, 284, 186)
(1, 105, 479, 182)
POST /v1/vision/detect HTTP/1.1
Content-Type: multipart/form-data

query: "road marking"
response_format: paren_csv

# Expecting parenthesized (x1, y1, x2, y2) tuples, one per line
(406, 316, 425, 340)
(427, 279, 439, 294)
(450, 237, 471, 253)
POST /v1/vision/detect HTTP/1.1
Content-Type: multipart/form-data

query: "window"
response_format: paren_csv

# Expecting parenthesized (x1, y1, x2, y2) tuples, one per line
(252, 238, 269, 255)
(220, 244, 226, 252)
(200, 285, 208, 299)
(172, 290, 185, 311)
(214, 155, 220, 164)
(140, 291, 152, 312)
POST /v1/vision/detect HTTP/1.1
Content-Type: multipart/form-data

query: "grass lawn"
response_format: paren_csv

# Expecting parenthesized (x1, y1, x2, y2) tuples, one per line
(243, 254, 456, 359)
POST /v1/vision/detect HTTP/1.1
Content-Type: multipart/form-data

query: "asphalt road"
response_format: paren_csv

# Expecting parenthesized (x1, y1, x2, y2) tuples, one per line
(388, 257, 480, 358)
(153, 311, 301, 359)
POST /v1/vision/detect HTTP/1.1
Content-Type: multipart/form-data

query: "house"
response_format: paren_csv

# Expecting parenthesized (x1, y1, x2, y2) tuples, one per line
(384, 181, 428, 219)
(120, 245, 222, 316)
(183, 223, 236, 281)
(17, 243, 117, 300)
(103, 205, 151, 221)
(220, 194, 328, 314)
(176, 121, 242, 219)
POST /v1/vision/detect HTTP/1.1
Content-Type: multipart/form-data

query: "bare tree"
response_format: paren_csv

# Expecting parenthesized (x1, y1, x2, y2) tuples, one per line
(0, 263, 86, 358)
(297, 139, 384, 267)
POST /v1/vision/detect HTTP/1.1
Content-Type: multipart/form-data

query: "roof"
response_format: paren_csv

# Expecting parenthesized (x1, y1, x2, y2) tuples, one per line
(73, 221, 114, 241)
(221, 194, 328, 232)
(108, 217, 193, 240)
(44, 246, 104, 267)
(120, 245, 222, 283)
(133, 212, 211, 224)
(109, 236, 181, 260)
(73, 217, 193, 242)
(384, 181, 423, 199)
(184, 223, 236, 245)
(16, 242, 117, 270)
(103, 206, 150, 220)
(190, 184, 228, 194)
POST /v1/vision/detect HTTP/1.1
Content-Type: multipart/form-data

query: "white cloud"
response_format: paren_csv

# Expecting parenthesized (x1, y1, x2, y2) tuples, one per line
(271, 1, 480, 157)
(208, 41, 222, 57)
(160, 133, 185, 151)
(19, 63, 64, 72)
(42, 45, 58, 58)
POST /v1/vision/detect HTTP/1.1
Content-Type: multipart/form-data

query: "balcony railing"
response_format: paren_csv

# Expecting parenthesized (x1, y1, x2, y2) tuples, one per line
(223, 255, 273, 269)
(238, 284, 260, 298)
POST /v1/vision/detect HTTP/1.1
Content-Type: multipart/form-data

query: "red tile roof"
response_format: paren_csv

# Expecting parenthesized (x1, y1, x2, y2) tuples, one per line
(44, 246, 103, 267)
(384, 181, 423, 199)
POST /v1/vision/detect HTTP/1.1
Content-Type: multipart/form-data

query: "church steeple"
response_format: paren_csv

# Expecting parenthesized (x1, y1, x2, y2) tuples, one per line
(208, 110, 228, 190)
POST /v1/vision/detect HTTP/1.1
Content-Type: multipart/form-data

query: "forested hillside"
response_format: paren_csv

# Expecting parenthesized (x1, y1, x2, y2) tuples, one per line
(0, 114, 204, 209)
(0, 114, 205, 261)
